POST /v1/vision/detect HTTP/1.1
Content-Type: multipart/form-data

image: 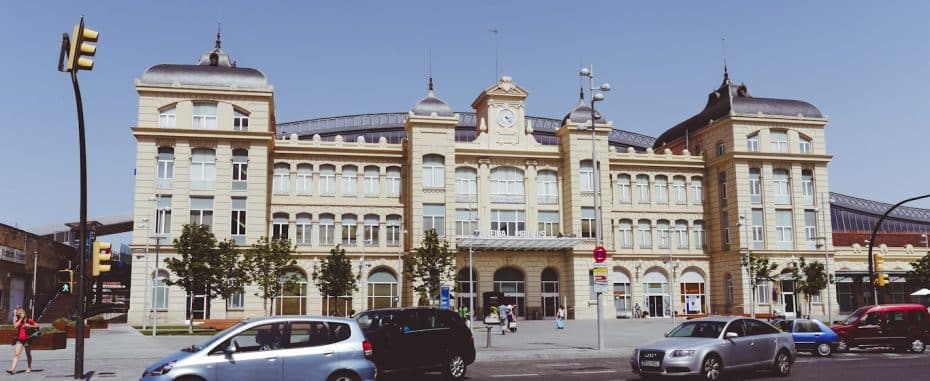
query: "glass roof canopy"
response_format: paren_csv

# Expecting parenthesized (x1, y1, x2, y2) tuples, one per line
(456, 237, 583, 251)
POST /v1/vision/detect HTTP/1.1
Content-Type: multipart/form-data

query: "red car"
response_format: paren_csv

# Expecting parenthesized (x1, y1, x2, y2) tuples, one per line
(831, 304, 930, 353)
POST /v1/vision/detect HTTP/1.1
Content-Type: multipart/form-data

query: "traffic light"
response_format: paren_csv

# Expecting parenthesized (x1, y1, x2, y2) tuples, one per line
(66, 18, 98, 71)
(91, 241, 112, 276)
(873, 251, 884, 273)
(876, 273, 890, 287)
(57, 270, 73, 294)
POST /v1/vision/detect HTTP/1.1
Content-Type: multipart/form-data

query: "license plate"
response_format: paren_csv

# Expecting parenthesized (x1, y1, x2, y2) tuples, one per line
(642, 360, 660, 367)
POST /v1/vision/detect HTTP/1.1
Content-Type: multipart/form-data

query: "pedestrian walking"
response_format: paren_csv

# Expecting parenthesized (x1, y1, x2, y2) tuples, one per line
(556, 305, 565, 329)
(498, 304, 509, 335)
(507, 305, 517, 333)
(8, 306, 37, 374)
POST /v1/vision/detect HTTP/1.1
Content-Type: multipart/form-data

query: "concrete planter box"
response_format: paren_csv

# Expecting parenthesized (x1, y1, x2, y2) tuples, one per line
(0, 329, 67, 350)
(87, 320, 108, 329)
(66, 325, 90, 339)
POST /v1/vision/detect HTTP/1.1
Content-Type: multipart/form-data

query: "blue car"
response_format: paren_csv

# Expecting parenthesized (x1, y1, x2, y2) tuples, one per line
(775, 319, 839, 356)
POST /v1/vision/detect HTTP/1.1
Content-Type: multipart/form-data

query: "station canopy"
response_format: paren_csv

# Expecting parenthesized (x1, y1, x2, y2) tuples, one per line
(457, 236, 583, 251)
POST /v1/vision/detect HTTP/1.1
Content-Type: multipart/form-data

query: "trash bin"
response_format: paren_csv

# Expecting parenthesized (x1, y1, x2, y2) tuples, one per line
(533, 310, 540, 320)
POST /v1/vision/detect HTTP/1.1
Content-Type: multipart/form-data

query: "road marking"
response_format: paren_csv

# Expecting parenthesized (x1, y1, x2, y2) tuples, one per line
(570, 370, 618, 374)
(491, 374, 541, 378)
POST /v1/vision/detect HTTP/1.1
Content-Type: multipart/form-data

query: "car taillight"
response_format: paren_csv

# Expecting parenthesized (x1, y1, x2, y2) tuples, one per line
(363, 340, 373, 359)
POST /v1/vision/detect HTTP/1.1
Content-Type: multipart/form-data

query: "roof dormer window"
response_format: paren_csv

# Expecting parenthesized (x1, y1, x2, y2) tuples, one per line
(234, 109, 249, 131)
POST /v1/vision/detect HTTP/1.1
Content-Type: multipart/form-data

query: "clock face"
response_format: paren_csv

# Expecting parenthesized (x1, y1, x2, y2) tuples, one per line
(498, 108, 516, 127)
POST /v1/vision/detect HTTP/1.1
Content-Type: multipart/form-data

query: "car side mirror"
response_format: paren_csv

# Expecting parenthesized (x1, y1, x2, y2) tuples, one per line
(725, 332, 739, 340)
(224, 341, 237, 355)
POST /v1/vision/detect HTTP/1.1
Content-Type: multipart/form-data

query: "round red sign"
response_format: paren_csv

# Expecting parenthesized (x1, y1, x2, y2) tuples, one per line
(593, 245, 607, 263)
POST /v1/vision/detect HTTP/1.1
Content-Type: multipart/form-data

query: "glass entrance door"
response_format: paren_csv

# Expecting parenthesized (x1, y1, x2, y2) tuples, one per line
(648, 295, 665, 317)
(781, 279, 797, 318)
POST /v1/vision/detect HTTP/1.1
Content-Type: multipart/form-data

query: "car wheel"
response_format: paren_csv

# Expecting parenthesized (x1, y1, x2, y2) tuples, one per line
(772, 350, 792, 377)
(909, 338, 926, 353)
(836, 338, 850, 353)
(699, 354, 723, 381)
(815, 343, 832, 357)
(327, 370, 360, 381)
(442, 352, 467, 381)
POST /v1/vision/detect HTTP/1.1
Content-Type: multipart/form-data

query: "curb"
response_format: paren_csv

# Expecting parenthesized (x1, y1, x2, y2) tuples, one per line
(475, 348, 632, 362)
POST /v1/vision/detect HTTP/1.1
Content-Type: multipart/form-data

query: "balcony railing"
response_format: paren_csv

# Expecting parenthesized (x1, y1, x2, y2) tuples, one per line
(537, 195, 558, 205)
(456, 193, 477, 203)
(490, 194, 525, 204)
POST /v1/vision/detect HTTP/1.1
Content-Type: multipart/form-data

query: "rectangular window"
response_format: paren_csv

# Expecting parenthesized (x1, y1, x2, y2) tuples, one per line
(771, 130, 788, 152)
(773, 169, 791, 204)
(386, 217, 401, 246)
(296, 215, 312, 246)
(423, 158, 444, 188)
(638, 221, 652, 249)
(455, 209, 478, 238)
(804, 210, 817, 249)
(190, 149, 216, 190)
(694, 222, 705, 249)
(802, 172, 814, 205)
(618, 221, 633, 248)
(232, 156, 248, 191)
(273, 166, 290, 195)
(157, 156, 174, 181)
(159, 107, 176, 128)
(752, 208, 764, 250)
(423, 204, 445, 236)
(673, 177, 686, 204)
(155, 196, 172, 239)
(747, 135, 759, 152)
(776, 209, 794, 249)
(229, 291, 244, 309)
(800, 139, 812, 154)
(233, 110, 249, 131)
(387, 167, 401, 197)
(636, 175, 650, 204)
(716, 143, 725, 157)
(580, 207, 596, 239)
(364, 168, 380, 197)
(296, 167, 312, 196)
(538, 211, 560, 237)
(691, 178, 703, 204)
(491, 209, 526, 237)
(718, 172, 728, 203)
(231, 197, 247, 245)
(749, 169, 762, 204)
(155, 275, 168, 309)
(364, 216, 379, 246)
(192, 103, 217, 129)
(342, 216, 358, 245)
(580, 165, 594, 192)
(721, 211, 730, 250)
(537, 172, 558, 205)
(676, 221, 689, 249)
(756, 281, 771, 304)
(319, 216, 335, 246)
(320, 167, 336, 196)
(189, 197, 214, 230)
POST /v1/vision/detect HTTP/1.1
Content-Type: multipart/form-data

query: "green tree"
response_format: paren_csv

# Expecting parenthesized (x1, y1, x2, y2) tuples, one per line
(743, 252, 778, 319)
(404, 229, 455, 306)
(243, 237, 297, 316)
(796, 258, 827, 319)
(906, 251, 930, 290)
(212, 239, 250, 319)
(165, 224, 217, 333)
(311, 244, 358, 316)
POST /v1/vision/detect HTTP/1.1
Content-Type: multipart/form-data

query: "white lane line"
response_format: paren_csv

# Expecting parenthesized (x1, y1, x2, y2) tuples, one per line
(491, 374, 541, 378)
(571, 370, 618, 374)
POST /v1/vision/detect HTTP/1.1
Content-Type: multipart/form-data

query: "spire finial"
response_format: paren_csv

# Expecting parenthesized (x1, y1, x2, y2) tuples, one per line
(722, 37, 729, 83)
(215, 23, 222, 49)
(579, 85, 584, 100)
(427, 48, 433, 91)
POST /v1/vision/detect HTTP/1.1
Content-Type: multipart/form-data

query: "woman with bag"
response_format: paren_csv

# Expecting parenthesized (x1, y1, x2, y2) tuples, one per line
(8, 306, 37, 374)
(556, 305, 565, 329)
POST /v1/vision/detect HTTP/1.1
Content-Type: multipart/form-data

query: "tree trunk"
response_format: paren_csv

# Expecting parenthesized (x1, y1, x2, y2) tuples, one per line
(188, 292, 194, 334)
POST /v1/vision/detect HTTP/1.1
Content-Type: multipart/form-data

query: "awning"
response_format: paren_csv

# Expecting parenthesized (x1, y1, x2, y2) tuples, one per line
(457, 237, 583, 251)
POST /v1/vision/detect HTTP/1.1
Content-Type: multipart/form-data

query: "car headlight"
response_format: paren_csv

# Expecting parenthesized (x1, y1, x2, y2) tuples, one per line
(151, 360, 176, 376)
(670, 349, 696, 357)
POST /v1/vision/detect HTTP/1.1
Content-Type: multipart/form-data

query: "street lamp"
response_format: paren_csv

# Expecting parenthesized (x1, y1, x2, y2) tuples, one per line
(580, 64, 611, 351)
(815, 192, 834, 324)
(738, 212, 755, 319)
(662, 232, 676, 325)
(148, 195, 167, 336)
(469, 203, 476, 329)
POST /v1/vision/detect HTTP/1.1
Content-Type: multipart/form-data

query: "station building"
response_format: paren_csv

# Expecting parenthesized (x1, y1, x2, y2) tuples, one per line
(126, 40, 930, 326)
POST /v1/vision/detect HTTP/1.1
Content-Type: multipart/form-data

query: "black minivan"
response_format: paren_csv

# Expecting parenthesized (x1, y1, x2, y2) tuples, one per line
(355, 307, 475, 380)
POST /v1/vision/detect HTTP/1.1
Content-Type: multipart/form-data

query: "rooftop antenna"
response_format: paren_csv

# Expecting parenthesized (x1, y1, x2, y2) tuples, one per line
(722, 36, 729, 83)
(216, 23, 222, 49)
(428, 48, 433, 91)
(489, 28, 499, 80)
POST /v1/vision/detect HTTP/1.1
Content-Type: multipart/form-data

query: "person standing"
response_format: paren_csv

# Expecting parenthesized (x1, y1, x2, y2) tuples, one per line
(556, 305, 566, 329)
(8, 306, 37, 374)
(498, 304, 509, 335)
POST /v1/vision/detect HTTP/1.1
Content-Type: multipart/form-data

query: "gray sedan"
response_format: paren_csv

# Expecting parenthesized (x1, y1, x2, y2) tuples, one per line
(630, 317, 796, 380)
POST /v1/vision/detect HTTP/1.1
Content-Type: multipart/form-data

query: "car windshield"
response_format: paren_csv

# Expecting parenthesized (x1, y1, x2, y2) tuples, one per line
(195, 321, 248, 351)
(666, 321, 726, 338)
(842, 307, 870, 325)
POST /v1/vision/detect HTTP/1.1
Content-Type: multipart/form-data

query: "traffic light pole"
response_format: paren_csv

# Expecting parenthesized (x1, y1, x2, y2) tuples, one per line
(70, 68, 88, 379)
(866, 193, 930, 305)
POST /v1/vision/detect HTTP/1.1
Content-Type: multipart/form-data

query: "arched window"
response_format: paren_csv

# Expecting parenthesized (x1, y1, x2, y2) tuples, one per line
(618, 219, 633, 248)
(296, 213, 312, 245)
(636, 175, 650, 203)
(386, 166, 401, 197)
(541, 268, 560, 317)
(580, 160, 594, 192)
(156, 147, 174, 188)
(457, 268, 478, 313)
(423, 154, 445, 188)
(154, 270, 169, 309)
(342, 165, 358, 196)
(657, 219, 671, 248)
(749, 168, 762, 204)
(537, 170, 558, 204)
(493, 267, 525, 317)
(675, 220, 689, 249)
(616, 174, 631, 203)
(233, 109, 249, 131)
(319, 165, 336, 195)
(456, 167, 477, 202)
(192, 102, 217, 129)
(680, 270, 706, 315)
(490, 167, 525, 203)
(319, 213, 335, 246)
(296, 164, 312, 195)
(364, 166, 380, 196)
(638, 219, 653, 249)
(190, 148, 216, 189)
(747, 132, 759, 152)
(275, 269, 307, 315)
(273, 163, 290, 195)
(612, 269, 631, 316)
(654, 175, 669, 204)
(802, 170, 814, 205)
(773, 169, 791, 204)
(232, 149, 248, 190)
(691, 176, 703, 204)
(642, 270, 670, 317)
(159, 105, 176, 128)
(272, 213, 289, 241)
(341, 214, 358, 245)
(367, 270, 398, 309)
(386, 214, 401, 246)
(364, 214, 379, 246)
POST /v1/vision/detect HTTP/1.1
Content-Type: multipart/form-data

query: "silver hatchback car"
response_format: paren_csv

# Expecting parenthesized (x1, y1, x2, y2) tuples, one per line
(141, 316, 376, 381)
(631, 317, 796, 380)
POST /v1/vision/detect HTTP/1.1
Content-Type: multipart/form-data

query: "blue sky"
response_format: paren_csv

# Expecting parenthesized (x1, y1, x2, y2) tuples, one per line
(1, 1, 928, 244)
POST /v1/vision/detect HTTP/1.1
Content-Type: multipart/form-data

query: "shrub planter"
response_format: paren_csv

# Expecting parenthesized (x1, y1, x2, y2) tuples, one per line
(30, 331, 66, 350)
(66, 325, 90, 339)
(87, 320, 108, 330)
(52, 320, 68, 331)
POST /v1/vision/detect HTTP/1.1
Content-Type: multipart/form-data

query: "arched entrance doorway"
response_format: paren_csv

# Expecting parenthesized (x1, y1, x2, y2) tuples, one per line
(643, 269, 669, 318)
(275, 269, 308, 315)
(680, 269, 706, 315)
(367, 269, 398, 309)
(541, 268, 559, 318)
(457, 268, 477, 314)
(612, 268, 632, 318)
(494, 267, 525, 317)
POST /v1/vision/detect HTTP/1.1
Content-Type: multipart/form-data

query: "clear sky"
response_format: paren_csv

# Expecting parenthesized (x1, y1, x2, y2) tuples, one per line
(2, 1, 929, 244)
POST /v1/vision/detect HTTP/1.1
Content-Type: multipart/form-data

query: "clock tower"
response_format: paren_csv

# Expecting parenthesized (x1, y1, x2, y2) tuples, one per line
(470, 76, 530, 147)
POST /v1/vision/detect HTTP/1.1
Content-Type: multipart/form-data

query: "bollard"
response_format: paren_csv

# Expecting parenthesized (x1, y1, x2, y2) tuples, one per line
(486, 325, 492, 348)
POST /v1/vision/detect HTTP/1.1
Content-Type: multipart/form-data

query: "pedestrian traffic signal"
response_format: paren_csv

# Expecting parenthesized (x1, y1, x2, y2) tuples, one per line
(876, 273, 890, 287)
(66, 17, 98, 72)
(91, 241, 111, 276)
(57, 269, 73, 294)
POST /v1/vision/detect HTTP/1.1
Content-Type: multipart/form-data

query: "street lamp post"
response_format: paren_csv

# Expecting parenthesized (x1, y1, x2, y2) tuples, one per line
(663, 233, 676, 325)
(738, 212, 756, 319)
(580, 64, 611, 351)
(469, 203, 476, 329)
(817, 192, 833, 324)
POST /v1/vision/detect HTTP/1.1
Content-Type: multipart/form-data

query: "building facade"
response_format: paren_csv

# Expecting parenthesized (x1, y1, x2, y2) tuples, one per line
(128, 41, 872, 326)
